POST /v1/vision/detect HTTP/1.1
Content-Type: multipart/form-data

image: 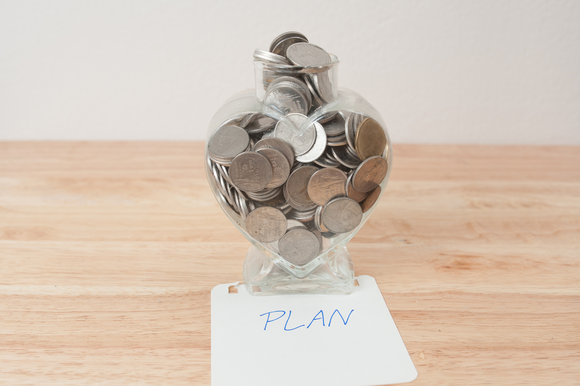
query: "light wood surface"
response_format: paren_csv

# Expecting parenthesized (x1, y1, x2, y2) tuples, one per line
(1, 142, 579, 385)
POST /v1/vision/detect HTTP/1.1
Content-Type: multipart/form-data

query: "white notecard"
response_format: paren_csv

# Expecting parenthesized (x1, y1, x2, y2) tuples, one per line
(211, 275, 418, 386)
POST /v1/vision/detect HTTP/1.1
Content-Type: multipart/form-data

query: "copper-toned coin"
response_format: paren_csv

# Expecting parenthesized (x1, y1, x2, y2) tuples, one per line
(285, 165, 319, 211)
(256, 148, 290, 188)
(352, 156, 388, 193)
(245, 206, 287, 243)
(345, 172, 368, 203)
(229, 151, 273, 193)
(321, 197, 363, 234)
(307, 168, 347, 206)
(354, 117, 387, 160)
(361, 186, 382, 213)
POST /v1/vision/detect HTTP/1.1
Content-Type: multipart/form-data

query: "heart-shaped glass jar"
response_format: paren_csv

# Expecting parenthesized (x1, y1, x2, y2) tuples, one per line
(206, 46, 392, 295)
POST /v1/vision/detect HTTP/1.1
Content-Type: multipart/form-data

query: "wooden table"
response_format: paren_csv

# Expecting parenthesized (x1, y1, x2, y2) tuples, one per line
(1, 142, 578, 385)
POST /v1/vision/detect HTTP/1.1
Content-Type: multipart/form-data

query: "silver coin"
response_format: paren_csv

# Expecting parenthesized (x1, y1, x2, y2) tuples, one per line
(316, 110, 339, 124)
(270, 31, 309, 57)
(229, 151, 273, 192)
(278, 228, 321, 266)
(322, 111, 346, 136)
(286, 43, 331, 67)
(303, 75, 324, 107)
(331, 146, 361, 169)
(253, 137, 295, 168)
(274, 113, 317, 156)
(208, 125, 250, 162)
(326, 133, 348, 147)
(253, 49, 290, 65)
(311, 72, 334, 103)
(287, 219, 307, 230)
(288, 207, 317, 222)
(314, 205, 331, 233)
(264, 82, 310, 116)
(307, 168, 347, 206)
(313, 154, 341, 168)
(255, 148, 290, 188)
(296, 122, 326, 163)
(321, 197, 363, 234)
(245, 206, 287, 243)
(269, 76, 312, 108)
(285, 165, 319, 211)
(244, 114, 277, 134)
(345, 113, 358, 151)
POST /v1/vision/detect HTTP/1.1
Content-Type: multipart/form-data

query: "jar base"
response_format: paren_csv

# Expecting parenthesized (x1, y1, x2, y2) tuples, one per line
(242, 245, 355, 296)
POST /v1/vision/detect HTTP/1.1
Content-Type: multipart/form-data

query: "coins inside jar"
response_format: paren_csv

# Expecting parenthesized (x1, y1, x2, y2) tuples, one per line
(206, 31, 391, 265)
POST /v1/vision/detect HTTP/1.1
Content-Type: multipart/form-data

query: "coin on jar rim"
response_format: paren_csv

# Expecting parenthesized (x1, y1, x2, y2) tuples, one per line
(208, 125, 250, 161)
(321, 197, 363, 234)
(229, 151, 273, 193)
(274, 113, 317, 156)
(286, 43, 332, 67)
(361, 186, 382, 213)
(253, 49, 290, 65)
(355, 117, 387, 160)
(245, 206, 287, 243)
(351, 156, 388, 193)
(279, 228, 321, 266)
(256, 148, 290, 189)
(307, 168, 347, 206)
(270, 31, 309, 57)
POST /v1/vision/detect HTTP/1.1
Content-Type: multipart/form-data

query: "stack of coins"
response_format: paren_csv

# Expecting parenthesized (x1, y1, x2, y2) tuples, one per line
(207, 32, 390, 266)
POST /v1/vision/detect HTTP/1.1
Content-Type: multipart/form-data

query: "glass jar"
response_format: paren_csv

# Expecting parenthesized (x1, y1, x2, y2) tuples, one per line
(205, 51, 392, 295)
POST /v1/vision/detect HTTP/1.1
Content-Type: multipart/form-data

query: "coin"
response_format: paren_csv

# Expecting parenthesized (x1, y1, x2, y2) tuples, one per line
(245, 206, 287, 243)
(244, 114, 277, 134)
(253, 49, 290, 65)
(321, 197, 363, 234)
(361, 186, 381, 213)
(286, 43, 331, 67)
(345, 172, 368, 203)
(208, 125, 250, 162)
(279, 228, 321, 266)
(321, 111, 346, 136)
(285, 165, 318, 210)
(253, 137, 295, 167)
(256, 148, 290, 188)
(331, 146, 361, 169)
(355, 117, 387, 160)
(351, 156, 388, 193)
(270, 31, 309, 57)
(274, 113, 317, 156)
(264, 81, 310, 116)
(307, 168, 347, 206)
(296, 122, 326, 163)
(229, 151, 273, 192)
(313, 153, 341, 168)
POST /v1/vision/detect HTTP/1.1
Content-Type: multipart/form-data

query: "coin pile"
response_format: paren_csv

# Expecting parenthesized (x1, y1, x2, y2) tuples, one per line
(207, 32, 390, 266)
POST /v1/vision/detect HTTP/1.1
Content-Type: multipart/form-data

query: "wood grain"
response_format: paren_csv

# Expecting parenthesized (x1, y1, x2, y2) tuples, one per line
(0, 142, 579, 385)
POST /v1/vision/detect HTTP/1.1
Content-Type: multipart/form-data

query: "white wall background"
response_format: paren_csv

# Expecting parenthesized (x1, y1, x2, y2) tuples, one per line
(1, 0, 579, 144)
